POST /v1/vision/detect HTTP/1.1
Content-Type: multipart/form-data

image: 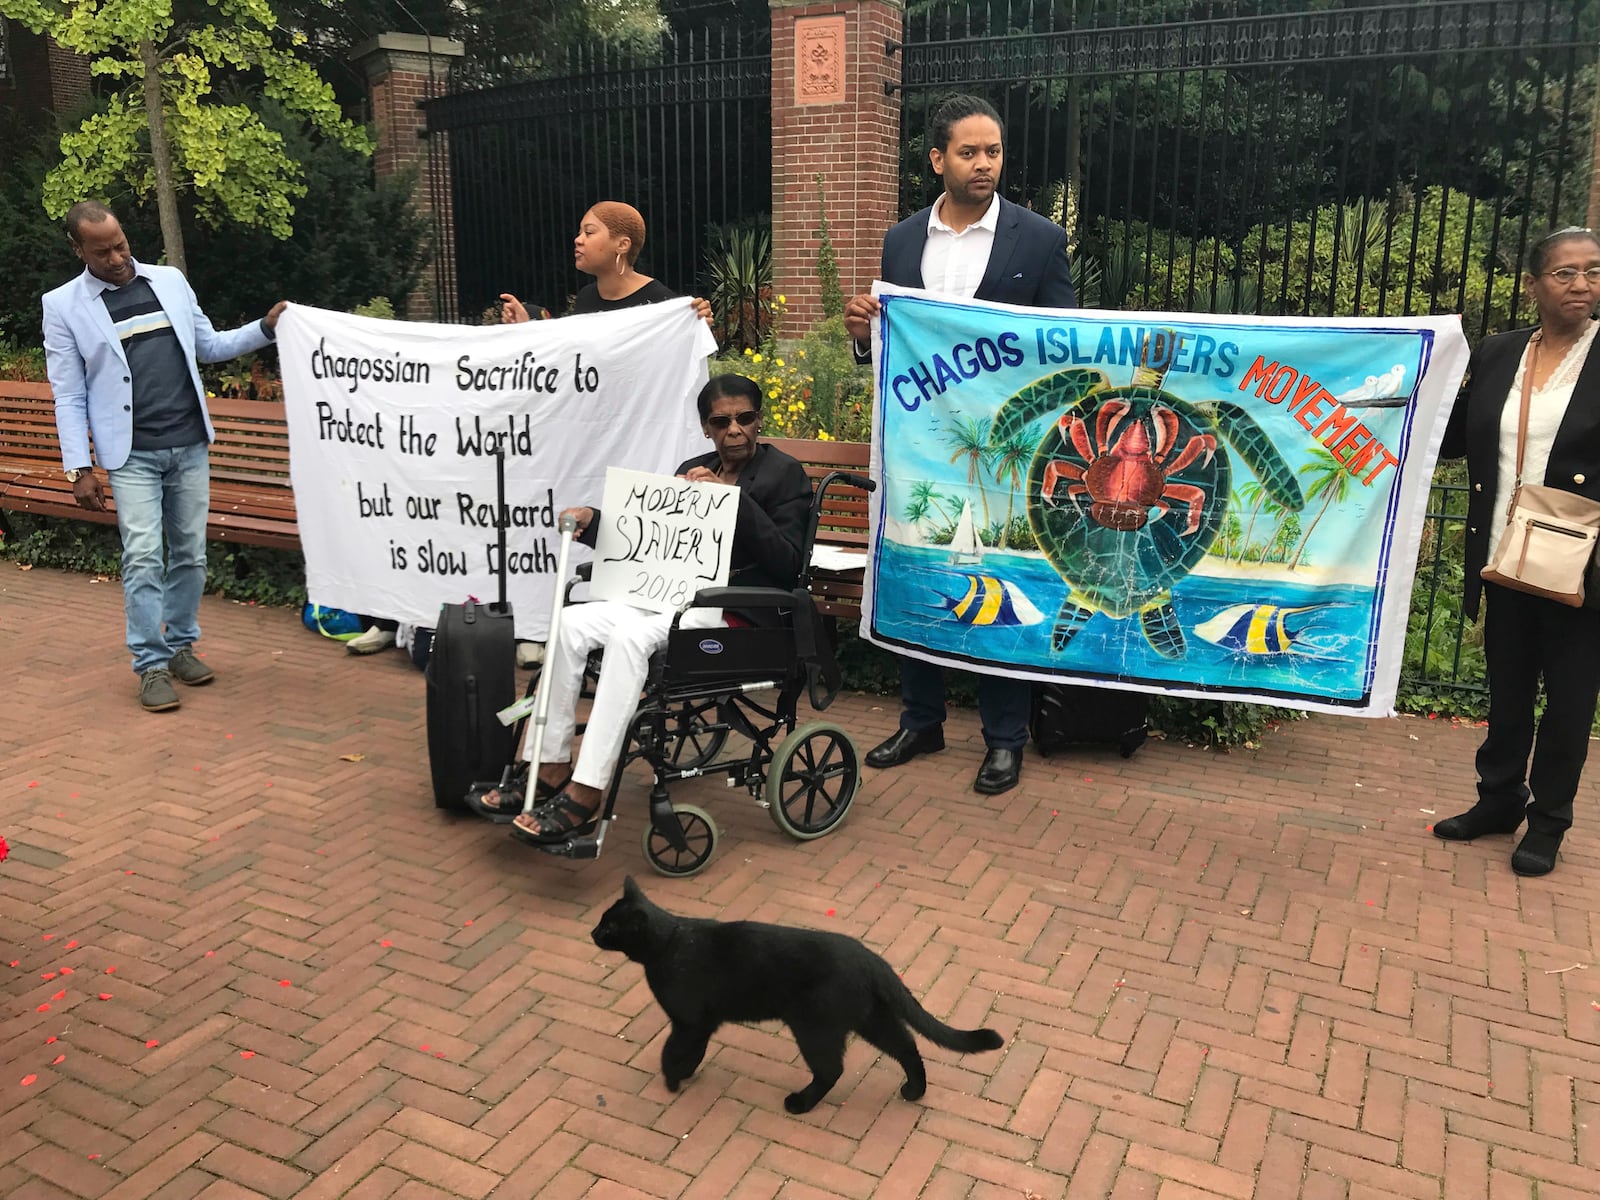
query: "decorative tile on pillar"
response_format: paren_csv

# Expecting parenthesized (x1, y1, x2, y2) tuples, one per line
(795, 15, 846, 106)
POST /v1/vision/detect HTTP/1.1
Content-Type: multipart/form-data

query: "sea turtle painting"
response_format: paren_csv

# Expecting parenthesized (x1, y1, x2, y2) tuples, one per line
(987, 348, 1305, 659)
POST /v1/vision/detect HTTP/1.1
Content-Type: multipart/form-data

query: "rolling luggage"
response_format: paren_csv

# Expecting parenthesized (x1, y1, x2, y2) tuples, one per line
(1029, 682, 1149, 759)
(425, 452, 517, 808)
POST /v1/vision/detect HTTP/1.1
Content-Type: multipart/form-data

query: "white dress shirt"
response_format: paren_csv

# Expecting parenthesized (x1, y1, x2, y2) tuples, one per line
(920, 193, 1000, 299)
(1487, 320, 1600, 560)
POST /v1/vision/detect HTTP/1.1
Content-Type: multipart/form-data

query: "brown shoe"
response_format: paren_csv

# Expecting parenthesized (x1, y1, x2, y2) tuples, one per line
(140, 668, 181, 712)
(168, 646, 215, 685)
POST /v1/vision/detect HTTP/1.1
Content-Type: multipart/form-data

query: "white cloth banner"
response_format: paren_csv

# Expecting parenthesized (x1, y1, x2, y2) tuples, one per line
(276, 301, 717, 639)
(589, 467, 739, 613)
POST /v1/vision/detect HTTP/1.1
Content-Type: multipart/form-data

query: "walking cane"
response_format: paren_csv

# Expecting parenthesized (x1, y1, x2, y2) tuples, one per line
(520, 511, 580, 817)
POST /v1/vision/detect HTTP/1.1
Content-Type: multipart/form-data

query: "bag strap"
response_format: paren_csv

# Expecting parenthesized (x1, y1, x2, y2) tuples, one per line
(1510, 330, 1541, 516)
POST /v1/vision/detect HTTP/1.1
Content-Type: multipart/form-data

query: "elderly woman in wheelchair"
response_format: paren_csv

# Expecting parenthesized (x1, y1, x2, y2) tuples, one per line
(466, 373, 813, 844)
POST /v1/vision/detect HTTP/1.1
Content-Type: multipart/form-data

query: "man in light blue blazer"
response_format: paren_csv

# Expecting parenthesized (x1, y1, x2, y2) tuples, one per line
(42, 200, 287, 711)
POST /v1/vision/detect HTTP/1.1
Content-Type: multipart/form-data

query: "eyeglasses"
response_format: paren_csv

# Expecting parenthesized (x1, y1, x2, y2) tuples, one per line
(707, 409, 760, 431)
(1542, 265, 1600, 285)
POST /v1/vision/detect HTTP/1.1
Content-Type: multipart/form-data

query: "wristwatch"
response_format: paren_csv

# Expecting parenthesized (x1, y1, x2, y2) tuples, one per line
(64, 468, 87, 482)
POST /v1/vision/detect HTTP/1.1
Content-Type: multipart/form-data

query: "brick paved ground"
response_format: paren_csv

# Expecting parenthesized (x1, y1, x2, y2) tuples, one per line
(3, 563, 1600, 1200)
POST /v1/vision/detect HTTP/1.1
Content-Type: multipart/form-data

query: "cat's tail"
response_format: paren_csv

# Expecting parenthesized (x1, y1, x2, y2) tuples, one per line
(885, 974, 1004, 1053)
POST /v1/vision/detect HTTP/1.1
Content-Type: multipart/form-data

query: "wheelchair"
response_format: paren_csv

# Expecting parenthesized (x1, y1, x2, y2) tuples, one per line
(509, 469, 876, 877)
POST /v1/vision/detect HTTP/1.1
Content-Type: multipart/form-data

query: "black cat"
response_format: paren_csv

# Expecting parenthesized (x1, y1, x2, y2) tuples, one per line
(590, 876, 1004, 1113)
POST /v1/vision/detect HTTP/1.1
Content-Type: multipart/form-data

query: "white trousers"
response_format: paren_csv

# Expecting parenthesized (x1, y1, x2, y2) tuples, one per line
(523, 600, 724, 792)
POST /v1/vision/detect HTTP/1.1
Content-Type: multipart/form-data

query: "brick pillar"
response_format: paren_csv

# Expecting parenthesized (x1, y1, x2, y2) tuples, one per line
(353, 33, 465, 321)
(770, 0, 903, 333)
(0, 24, 89, 117)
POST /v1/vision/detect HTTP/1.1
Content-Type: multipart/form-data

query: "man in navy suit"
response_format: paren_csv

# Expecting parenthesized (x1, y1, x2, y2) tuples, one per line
(844, 93, 1076, 797)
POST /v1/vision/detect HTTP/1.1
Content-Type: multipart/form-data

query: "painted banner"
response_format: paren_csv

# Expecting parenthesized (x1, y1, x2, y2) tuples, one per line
(862, 285, 1471, 716)
(276, 301, 717, 639)
(589, 467, 738, 612)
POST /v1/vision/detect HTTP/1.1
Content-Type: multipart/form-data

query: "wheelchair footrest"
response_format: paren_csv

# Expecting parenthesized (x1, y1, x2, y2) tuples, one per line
(534, 817, 608, 860)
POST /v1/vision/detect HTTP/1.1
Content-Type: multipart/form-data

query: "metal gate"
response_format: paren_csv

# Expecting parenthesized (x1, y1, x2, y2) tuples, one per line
(423, 27, 771, 322)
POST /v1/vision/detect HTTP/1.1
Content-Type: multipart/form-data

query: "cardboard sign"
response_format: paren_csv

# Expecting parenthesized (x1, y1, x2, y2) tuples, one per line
(589, 467, 739, 613)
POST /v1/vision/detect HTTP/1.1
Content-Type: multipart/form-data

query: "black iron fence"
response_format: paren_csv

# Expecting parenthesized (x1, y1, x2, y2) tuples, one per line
(896, 0, 1594, 341)
(896, 0, 1594, 697)
(422, 25, 771, 322)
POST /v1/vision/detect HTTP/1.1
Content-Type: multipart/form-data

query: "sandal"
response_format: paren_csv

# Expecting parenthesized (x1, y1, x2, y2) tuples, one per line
(510, 791, 599, 845)
(464, 772, 570, 824)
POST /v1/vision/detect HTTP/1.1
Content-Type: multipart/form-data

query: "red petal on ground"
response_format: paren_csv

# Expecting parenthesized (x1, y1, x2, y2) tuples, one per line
(70, 793, 78, 798)
(124, 871, 134, 875)
(27, 781, 37, 787)
(204, 951, 215, 957)
(20, 1074, 36, 1086)
(88, 1154, 99, 1161)
(8, 961, 17, 967)
(45, 1036, 56, 1044)
(239, 1050, 256, 1059)
(51, 1054, 64, 1065)
(36, 1004, 50, 1011)
(59, 967, 73, 975)
(826, 909, 836, 917)
(42, 934, 53, 940)
(464, 920, 474, 926)
(379, 940, 392, 948)
(98, 993, 112, 1001)
(51, 990, 65, 1000)
(419, 1044, 430, 1051)
(225, 734, 233, 739)
(145, 1040, 159, 1048)
(434, 1051, 445, 1058)
(279, 980, 291, 987)
(104, 966, 116, 974)
(41, 972, 56, 980)
(65, 940, 77, 949)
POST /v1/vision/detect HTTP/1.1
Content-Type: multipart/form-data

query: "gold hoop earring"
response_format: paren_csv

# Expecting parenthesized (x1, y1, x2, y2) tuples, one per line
(615, 253, 625, 276)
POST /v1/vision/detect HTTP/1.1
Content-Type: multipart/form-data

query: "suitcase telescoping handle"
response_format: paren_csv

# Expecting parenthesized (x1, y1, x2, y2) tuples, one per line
(494, 448, 509, 612)
(518, 513, 581, 817)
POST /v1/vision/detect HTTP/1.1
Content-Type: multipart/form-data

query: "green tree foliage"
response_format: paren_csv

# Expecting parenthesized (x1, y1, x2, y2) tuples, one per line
(0, 101, 426, 339)
(0, 0, 372, 271)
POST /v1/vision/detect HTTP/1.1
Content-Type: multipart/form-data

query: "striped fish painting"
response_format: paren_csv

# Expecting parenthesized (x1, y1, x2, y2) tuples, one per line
(1193, 603, 1340, 655)
(941, 573, 1047, 627)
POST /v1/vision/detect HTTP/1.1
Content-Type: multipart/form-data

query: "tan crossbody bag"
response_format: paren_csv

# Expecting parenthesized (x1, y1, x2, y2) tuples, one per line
(1480, 331, 1600, 607)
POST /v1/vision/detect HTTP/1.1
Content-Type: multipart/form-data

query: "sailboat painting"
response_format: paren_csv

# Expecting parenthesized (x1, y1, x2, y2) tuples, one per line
(948, 499, 983, 565)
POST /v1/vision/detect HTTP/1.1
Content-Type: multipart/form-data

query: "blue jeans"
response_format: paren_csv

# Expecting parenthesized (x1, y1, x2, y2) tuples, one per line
(107, 443, 209, 674)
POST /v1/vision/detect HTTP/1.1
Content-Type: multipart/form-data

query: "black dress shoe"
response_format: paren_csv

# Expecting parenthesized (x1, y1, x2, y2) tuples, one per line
(1433, 803, 1525, 841)
(974, 748, 1021, 795)
(1511, 829, 1562, 876)
(865, 726, 945, 769)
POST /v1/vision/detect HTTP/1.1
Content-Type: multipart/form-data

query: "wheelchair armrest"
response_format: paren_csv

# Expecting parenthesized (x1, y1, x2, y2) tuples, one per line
(574, 562, 593, 581)
(689, 586, 792, 612)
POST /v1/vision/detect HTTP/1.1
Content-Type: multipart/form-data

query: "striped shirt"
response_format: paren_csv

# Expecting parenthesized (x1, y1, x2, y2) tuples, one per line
(100, 276, 207, 450)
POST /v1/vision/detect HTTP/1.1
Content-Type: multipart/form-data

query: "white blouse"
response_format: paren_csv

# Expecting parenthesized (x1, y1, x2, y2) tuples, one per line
(1487, 321, 1600, 561)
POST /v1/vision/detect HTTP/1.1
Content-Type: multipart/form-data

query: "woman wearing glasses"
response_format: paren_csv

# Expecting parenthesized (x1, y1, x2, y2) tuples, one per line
(499, 201, 712, 324)
(467, 373, 812, 842)
(1434, 226, 1600, 876)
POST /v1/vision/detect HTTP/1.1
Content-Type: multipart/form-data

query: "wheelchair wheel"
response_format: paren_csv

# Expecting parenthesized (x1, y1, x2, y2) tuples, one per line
(642, 804, 719, 877)
(765, 722, 858, 840)
(664, 697, 729, 772)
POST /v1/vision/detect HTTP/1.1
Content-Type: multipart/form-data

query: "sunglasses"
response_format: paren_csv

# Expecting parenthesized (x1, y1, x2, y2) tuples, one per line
(707, 409, 760, 431)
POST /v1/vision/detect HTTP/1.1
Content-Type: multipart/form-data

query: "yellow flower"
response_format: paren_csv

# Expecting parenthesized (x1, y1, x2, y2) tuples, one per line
(776, 358, 785, 367)
(743, 347, 753, 356)
(818, 430, 833, 441)
(752, 353, 763, 363)
(797, 349, 807, 358)
(777, 295, 787, 305)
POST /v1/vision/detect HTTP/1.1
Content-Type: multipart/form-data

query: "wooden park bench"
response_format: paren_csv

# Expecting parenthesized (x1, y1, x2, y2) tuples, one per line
(0, 382, 299, 549)
(0, 383, 874, 619)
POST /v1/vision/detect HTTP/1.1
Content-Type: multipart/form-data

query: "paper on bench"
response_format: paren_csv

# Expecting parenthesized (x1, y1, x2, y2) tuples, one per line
(810, 545, 867, 573)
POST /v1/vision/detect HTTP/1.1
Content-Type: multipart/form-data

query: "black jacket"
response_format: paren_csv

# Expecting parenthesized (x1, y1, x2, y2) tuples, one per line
(581, 441, 813, 622)
(1440, 322, 1600, 620)
(855, 196, 1077, 364)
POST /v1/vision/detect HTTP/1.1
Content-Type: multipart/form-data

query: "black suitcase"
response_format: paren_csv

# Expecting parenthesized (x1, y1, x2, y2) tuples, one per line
(1030, 683, 1149, 759)
(425, 452, 517, 808)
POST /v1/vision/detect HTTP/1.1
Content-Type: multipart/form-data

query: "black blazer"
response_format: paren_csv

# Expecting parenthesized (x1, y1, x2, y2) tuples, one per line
(855, 196, 1077, 363)
(1440, 321, 1600, 620)
(581, 441, 813, 622)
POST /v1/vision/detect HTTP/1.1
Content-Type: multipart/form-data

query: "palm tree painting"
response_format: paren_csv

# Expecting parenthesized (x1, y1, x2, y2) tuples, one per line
(988, 426, 1036, 550)
(944, 415, 994, 537)
(1288, 447, 1359, 570)
(907, 479, 953, 527)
